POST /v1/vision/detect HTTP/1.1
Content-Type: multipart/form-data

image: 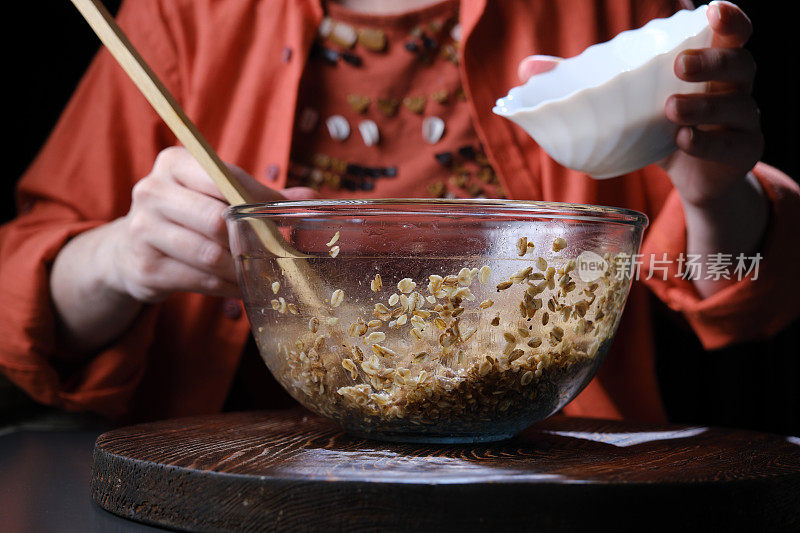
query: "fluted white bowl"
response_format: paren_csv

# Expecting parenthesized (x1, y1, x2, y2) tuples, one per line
(493, 5, 712, 179)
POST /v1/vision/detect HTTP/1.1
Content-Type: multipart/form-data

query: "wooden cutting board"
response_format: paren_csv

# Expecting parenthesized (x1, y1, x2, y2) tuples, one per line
(91, 410, 800, 532)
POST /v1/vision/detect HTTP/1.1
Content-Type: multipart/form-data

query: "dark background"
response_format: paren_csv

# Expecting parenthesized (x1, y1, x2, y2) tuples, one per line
(3, 1, 798, 434)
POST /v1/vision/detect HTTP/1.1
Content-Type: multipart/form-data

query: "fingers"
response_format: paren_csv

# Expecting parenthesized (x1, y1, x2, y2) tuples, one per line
(517, 55, 561, 82)
(675, 3, 755, 95)
(228, 167, 320, 203)
(132, 167, 230, 250)
(122, 208, 240, 301)
(142, 219, 237, 283)
(283, 187, 321, 201)
(125, 147, 326, 302)
(145, 183, 230, 246)
(225, 162, 287, 203)
(708, 1, 752, 48)
(666, 93, 760, 130)
(153, 147, 227, 200)
(666, 89, 762, 170)
(667, 1, 760, 173)
(154, 147, 303, 205)
(126, 253, 240, 302)
(675, 126, 763, 168)
(675, 48, 755, 91)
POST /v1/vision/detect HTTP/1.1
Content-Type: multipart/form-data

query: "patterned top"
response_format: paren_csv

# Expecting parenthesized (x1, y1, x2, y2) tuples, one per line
(288, 0, 504, 199)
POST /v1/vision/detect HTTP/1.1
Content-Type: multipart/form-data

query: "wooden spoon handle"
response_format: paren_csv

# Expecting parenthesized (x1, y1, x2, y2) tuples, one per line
(71, 0, 322, 308)
(71, 0, 254, 205)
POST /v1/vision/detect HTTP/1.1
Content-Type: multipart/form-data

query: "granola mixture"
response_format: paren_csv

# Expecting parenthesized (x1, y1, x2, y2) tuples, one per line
(250, 237, 630, 437)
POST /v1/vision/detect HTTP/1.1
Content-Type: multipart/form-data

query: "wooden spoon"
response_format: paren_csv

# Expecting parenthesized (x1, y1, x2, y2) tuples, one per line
(71, 0, 322, 307)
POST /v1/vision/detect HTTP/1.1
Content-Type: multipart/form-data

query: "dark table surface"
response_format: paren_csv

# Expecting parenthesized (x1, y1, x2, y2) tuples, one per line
(0, 425, 165, 533)
(3, 414, 799, 532)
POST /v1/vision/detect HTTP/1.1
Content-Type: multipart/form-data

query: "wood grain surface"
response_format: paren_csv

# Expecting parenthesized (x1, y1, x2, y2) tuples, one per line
(91, 410, 800, 532)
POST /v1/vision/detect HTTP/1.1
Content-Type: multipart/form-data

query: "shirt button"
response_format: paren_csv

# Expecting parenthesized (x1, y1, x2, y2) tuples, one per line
(222, 298, 242, 319)
(18, 200, 34, 214)
(266, 164, 279, 181)
(281, 46, 293, 63)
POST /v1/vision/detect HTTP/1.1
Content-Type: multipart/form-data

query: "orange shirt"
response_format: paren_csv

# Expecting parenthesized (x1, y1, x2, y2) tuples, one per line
(289, 0, 505, 200)
(1, 0, 798, 424)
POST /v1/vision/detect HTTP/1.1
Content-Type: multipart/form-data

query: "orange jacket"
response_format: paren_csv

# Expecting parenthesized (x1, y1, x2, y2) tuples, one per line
(1, 0, 798, 423)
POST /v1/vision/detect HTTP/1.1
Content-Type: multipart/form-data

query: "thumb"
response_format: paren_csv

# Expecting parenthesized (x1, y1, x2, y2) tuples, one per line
(226, 163, 320, 203)
(708, 1, 752, 48)
(518, 55, 562, 82)
(282, 187, 321, 201)
(225, 163, 286, 202)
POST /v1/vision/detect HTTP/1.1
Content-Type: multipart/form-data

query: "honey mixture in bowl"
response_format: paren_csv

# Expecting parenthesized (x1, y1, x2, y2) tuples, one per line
(241, 234, 631, 442)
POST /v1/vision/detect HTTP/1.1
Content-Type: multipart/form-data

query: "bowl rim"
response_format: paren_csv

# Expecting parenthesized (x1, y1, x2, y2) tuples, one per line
(224, 198, 649, 228)
(493, 4, 710, 117)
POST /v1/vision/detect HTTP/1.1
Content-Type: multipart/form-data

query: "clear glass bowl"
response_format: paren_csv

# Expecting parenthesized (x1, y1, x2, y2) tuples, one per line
(225, 200, 648, 443)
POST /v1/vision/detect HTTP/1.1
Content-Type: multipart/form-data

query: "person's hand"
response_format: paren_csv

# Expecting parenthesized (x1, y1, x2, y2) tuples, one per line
(517, 54, 560, 82)
(517, 3, 762, 207)
(516, 3, 768, 299)
(106, 147, 316, 303)
(660, 0, 762, 207)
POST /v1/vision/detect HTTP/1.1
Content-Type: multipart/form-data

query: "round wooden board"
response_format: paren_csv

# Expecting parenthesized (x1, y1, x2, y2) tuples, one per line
(91, 410, 800, 532)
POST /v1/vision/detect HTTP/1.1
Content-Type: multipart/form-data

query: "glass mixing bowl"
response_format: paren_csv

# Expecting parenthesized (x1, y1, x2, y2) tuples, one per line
(225, 200, 647, 443)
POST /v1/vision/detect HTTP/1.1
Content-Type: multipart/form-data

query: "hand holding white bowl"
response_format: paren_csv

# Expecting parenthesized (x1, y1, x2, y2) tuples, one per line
(516, 1, 768, 299)
(659, 1, 763, 207)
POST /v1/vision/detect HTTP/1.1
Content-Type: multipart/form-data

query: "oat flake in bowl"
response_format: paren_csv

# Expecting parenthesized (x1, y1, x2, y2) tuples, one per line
(225, 199, 647, 443)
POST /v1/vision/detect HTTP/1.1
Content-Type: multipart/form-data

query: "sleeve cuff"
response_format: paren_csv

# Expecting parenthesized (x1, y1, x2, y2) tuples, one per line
(0, 218, 159, 420)
(641, 163, 800, 350)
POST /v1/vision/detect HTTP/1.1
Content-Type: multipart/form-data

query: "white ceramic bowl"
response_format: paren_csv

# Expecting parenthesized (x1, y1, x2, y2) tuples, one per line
(493, 5, 712, 179)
